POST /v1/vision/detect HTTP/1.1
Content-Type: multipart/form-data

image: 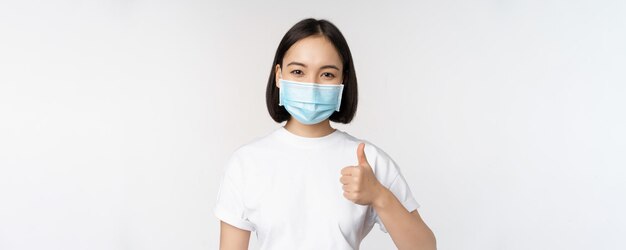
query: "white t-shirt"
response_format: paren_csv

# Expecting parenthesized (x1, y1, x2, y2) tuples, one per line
(213, 126, 420, 249)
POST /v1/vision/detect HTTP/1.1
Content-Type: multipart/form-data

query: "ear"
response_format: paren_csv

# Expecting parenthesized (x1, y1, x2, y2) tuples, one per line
(275, 64, 281, 88)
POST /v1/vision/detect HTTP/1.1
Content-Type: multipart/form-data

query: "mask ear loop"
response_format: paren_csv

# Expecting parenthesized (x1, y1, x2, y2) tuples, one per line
(278, 66, 284, 107)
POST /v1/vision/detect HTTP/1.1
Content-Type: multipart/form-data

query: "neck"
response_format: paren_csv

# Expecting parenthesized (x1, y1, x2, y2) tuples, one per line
(284, 118, 336, 138)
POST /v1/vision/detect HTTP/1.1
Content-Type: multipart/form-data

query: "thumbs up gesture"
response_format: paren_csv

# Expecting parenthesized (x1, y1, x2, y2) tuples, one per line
(340, 142, 386, 206)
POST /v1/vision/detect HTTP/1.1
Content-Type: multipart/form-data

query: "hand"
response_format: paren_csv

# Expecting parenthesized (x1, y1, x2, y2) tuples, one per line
(340, 142, 386, 206)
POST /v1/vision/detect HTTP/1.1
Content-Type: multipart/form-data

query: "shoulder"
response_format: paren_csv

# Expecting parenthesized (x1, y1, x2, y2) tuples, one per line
(339, 130, 395, 162)
(221, 128, 277, 170)
(229, 128, 281, 159)
(220, 129, 283, 189)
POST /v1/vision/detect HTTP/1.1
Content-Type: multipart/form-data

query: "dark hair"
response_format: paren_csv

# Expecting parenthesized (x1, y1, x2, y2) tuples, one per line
(265, 18, 358, 124)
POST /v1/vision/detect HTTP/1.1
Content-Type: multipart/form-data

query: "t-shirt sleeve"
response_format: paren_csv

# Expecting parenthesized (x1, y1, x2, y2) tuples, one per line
(367, 146, 420, 234)
(213, 154, 255, 231)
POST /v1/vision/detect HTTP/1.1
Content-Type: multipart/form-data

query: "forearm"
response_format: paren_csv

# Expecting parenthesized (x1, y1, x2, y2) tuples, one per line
(373, 187, 436, 250)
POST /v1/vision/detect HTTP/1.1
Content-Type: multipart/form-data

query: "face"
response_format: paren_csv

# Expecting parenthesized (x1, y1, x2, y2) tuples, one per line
(275, 35, 344, 87)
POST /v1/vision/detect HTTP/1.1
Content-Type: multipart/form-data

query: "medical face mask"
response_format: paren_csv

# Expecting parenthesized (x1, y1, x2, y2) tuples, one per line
(278, 75, 344, 125)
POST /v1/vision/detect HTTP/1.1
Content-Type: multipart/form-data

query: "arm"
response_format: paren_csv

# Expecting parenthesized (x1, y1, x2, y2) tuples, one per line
(219, 221, 251, 250)
(340, 143, 436, 250)
(373, 187, 436, 250)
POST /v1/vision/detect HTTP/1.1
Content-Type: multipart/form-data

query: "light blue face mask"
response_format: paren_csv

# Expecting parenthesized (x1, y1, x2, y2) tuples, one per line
(278, 76, 344, 125)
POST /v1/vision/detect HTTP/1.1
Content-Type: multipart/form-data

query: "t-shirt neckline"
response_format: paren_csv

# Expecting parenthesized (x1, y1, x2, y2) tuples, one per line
(276, 126, 343, 148)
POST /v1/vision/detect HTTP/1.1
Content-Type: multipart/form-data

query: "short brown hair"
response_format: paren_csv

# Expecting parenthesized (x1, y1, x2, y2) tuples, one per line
(265, 18, 358, 124)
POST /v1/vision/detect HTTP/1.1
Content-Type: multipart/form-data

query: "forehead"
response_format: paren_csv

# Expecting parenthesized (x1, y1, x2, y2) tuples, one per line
(283, 35, 343, 68)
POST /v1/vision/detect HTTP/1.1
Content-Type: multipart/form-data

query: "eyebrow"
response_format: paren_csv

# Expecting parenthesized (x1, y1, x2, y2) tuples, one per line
(286, 61, 340, 71)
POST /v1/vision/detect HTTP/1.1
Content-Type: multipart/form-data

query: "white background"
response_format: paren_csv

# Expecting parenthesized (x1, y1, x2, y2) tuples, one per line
(1, 0, 625, 249)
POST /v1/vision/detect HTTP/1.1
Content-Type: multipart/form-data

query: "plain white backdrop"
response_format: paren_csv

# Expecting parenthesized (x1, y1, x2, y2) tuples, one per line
(1, 0, 625, 249)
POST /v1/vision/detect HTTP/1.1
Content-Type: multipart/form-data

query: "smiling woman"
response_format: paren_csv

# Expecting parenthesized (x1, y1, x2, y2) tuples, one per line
(214, 18, 436, 250)
(265, 19, 359, 127)
(273, 35, 347, 125)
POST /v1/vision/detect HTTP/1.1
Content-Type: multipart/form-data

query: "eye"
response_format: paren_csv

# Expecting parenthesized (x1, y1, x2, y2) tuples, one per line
(322, 72, 335, 79)
(290, 70, 303, 75)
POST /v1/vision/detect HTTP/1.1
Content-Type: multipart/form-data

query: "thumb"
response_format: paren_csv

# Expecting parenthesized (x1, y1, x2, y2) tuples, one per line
(357, 142, 369, 166)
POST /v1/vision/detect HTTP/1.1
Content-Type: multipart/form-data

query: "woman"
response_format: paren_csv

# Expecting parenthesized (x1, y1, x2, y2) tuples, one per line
(214, 18, 436, 250)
